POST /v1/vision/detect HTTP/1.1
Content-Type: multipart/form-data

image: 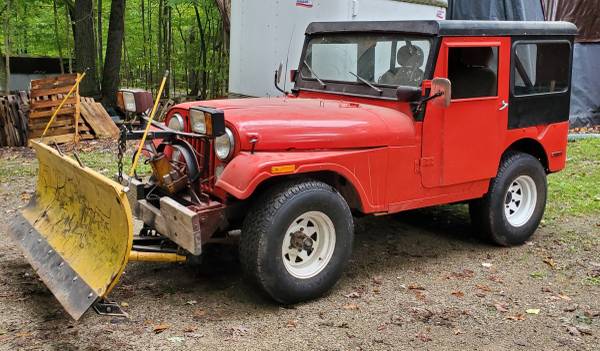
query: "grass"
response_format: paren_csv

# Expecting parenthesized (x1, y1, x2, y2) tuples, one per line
(545, 138, 600, 222)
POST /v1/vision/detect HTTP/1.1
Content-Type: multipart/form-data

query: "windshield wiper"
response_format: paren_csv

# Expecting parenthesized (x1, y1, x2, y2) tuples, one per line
(349, 71, 382, 94)
(303, 60, 326, 87)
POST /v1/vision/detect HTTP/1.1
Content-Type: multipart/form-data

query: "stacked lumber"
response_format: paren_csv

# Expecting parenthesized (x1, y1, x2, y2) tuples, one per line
(28, 74, 94, 144)
(0, 93, 30, 147)
(80, 97, 120, 139)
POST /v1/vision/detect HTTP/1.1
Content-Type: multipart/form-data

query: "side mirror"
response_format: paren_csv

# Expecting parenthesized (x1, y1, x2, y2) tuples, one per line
(276, 63, 284, 85)
(431, 78, 452, 108)
(290, 69, 298, 82)
(396, 86, 422, 102)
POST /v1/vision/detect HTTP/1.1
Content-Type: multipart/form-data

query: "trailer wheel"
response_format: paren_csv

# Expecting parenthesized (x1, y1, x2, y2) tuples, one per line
(240, 180, 354, 304)
(469, 152, 547, 246)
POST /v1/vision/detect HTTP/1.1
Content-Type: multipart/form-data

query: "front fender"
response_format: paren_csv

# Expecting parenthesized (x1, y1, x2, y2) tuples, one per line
(215, 149, 389, 213)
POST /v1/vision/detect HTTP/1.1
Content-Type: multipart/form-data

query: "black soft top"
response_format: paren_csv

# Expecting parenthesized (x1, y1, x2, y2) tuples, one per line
(306, 20, 577, 37)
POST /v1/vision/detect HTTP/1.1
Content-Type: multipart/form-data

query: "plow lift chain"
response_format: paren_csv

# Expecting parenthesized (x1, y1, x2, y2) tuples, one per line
(117, 125, 128, 184)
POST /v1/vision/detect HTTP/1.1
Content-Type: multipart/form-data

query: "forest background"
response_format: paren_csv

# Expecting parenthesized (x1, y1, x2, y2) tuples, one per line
(0, 0, 230, 107)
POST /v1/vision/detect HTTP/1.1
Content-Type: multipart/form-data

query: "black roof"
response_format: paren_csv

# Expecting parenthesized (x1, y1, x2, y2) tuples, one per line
(306, 20, 577, 37)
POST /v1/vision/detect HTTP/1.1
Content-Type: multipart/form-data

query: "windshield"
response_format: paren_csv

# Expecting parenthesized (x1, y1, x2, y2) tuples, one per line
(301, 34, 432, 89)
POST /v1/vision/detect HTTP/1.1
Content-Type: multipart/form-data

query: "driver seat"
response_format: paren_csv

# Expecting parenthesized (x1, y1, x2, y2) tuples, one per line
(378, 44, 424, 87)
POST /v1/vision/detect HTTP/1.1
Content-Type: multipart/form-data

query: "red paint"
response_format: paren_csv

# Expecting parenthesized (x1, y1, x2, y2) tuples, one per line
(165, 36, 569, 215)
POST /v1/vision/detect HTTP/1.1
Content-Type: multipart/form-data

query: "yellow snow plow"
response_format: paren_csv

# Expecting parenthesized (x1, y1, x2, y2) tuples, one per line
(7, 141, 134, 320)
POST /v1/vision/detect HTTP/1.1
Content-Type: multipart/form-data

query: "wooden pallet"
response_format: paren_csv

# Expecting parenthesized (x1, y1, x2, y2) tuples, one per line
(80, 97, 120, 139)
(28, 74, 93, 144)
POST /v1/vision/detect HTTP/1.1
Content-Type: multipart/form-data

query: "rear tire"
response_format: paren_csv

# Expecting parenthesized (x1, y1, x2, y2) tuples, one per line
(469, 152, 547, 246)
(240, 179, 354, 304)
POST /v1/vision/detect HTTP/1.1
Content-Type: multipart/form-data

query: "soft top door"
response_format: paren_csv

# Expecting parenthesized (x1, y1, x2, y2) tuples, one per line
(421, 36, 510, 188)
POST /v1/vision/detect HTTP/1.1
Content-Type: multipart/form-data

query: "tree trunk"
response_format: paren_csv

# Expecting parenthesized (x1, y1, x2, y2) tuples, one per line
(74, 0, 100, 96)
(65, 2, 74, 73)
(53, 0, 65, 74)
(97, 0, 103, 74)
(101, 0, 125, 107)
(193, 4, 207, 99)
(3, 0, 10, 94)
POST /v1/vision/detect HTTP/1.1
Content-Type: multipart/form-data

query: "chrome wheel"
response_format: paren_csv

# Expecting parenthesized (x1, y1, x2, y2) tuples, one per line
(281, 211, 336, 279)
(504, 175, 537, 227)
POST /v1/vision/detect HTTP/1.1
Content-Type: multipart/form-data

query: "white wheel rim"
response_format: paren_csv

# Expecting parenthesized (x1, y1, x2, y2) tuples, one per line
(281, 211, 336, 279)
(504, 175, 537, 227)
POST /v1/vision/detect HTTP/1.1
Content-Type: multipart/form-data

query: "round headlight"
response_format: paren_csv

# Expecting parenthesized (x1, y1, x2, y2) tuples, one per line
(168, 113, 184, 131)
(215, 128, 234, 160)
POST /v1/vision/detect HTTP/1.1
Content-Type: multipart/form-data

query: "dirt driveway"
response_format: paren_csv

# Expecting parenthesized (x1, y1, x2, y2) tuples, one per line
(0, 147, 598, 350)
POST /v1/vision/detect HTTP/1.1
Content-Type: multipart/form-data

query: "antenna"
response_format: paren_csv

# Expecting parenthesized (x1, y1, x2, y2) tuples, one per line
(283, 25, 296, 92)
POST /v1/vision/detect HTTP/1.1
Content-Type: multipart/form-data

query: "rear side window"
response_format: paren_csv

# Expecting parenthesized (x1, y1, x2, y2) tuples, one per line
(513, 42, 570, 96)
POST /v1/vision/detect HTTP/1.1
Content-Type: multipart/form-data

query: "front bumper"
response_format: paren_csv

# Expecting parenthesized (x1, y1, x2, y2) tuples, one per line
(123, 176, 226, 256)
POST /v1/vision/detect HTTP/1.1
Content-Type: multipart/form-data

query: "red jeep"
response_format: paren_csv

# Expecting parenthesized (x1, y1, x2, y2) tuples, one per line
(128, 20, 576, 303)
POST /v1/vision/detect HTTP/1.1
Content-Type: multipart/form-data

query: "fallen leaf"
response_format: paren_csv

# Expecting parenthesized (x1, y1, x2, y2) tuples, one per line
(185, 300, 198, 305)
(183, 326, 197, 333)
(343, 291, 361, 299)
(413, 291, 427, 300)
(543, 257, 557, 269)
(408, 284, 425, 290)
(286, 320, 298, 328)
(373, 287, 381, 294)
(566, 325, 581, 336)
(376, 323, 386, 331)
(120, 302, 129, 307)
(494, 302, 509, 313)
(557, 293, 572, 301)
(476, 284, 492, 292)
(451, 291, 464, 298)
(153, 324, 170, 334)
(372, 276, 383, 285)
(416, 331, 432, 342)
(526, 309, 540, 315)
(342, 303, 359, 310)
(488, 275, 504, 284)
(193, 308, 206, 319)
(507, 314, 525, 321)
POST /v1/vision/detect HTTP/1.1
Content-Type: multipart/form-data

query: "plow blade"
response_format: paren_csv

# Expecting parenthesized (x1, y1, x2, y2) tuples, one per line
(8, 141, 133, 320)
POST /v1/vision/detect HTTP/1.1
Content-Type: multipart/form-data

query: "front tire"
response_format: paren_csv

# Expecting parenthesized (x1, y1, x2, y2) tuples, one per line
(240, 180, 354, 304)
(470, 152, 547, 246)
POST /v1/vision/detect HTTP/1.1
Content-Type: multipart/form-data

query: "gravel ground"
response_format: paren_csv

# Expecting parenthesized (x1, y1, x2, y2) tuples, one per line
(0, 148, 598, 350)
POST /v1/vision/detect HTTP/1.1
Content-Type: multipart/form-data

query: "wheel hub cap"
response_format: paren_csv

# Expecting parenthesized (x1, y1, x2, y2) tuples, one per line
(281, 211, 336, 279)
(504, 175, 537, 227)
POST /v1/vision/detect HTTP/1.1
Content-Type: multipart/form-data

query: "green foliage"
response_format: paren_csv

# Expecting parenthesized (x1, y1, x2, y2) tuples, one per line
(1, 0, 228, 98)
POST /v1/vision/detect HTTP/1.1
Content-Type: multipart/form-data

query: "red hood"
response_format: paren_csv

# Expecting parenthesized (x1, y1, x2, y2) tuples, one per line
(175, 97, 415, 151)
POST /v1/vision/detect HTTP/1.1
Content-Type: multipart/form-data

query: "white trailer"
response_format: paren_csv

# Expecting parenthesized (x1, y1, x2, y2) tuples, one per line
(229, 0, 448, 98)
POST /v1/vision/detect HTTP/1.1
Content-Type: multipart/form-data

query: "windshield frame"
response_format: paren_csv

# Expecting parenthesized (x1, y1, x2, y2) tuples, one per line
(293, 32, 439, 100)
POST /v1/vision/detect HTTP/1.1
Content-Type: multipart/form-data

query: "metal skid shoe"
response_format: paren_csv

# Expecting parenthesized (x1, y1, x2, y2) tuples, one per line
(92, 299, 130, 318)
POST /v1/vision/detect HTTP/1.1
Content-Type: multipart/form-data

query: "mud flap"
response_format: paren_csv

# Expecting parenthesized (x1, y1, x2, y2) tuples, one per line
(7, 141, 133, 320)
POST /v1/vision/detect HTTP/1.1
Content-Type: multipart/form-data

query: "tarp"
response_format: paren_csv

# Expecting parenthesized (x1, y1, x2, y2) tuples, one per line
(570, 43, 600, 126)
(447, 0, 599, 127)
(447, 0, 543, 21)
(542, 0, 600, 42)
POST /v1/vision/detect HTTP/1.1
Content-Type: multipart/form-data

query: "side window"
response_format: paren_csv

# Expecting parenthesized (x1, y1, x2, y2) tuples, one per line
(448, 46, 499, 99)
(513, 42, 570, 96)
